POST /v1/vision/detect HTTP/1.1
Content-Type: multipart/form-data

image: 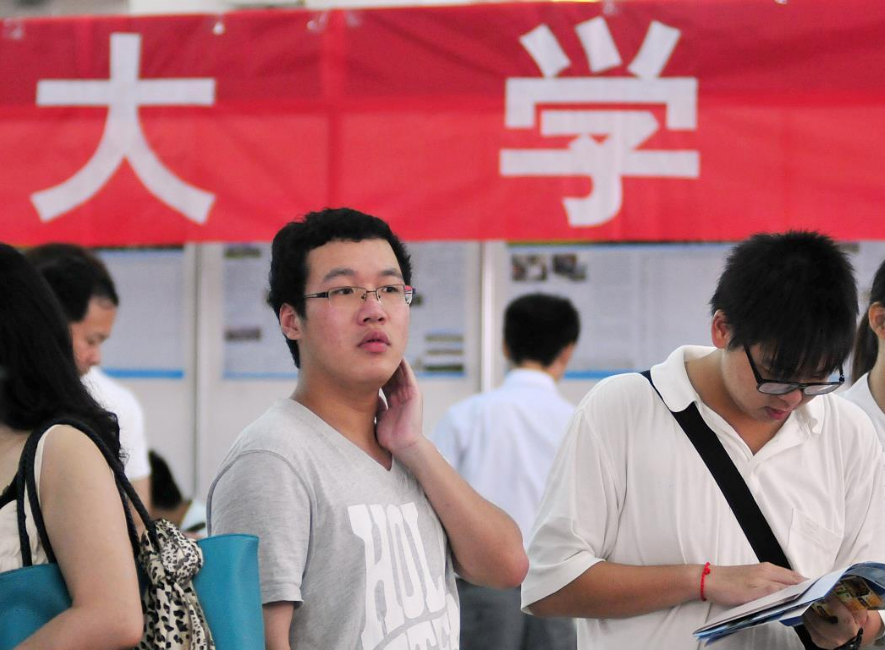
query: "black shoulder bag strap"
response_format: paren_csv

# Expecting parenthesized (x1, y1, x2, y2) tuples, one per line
(640, 370, 819, 650)
(15, 417, 158, 567)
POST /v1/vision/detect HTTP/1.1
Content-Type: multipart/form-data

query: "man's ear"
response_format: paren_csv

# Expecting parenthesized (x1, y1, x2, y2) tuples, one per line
(502, 342, 512, 362)
(869, 302, 885, 340)
(279, 304, 303, 341)
(711, 310, 730, 350)
(546, 342, 576, 381)
(555, 342, 576, 369)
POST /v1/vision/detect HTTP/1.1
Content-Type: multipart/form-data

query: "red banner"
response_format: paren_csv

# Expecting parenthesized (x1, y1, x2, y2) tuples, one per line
(1, 2, 885, 245)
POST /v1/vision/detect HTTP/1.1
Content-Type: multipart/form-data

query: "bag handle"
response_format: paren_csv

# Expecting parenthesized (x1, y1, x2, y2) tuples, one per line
(15, 417, 158, 567)
(640, 370, 820, 650)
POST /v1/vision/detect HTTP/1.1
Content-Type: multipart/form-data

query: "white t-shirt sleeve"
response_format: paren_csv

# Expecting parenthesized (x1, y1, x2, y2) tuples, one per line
(208, 450, 311, 606)
(521, 395, 622, 610)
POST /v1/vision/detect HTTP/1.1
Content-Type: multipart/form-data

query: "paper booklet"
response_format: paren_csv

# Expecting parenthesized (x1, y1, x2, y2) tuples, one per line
(693, 562, 885, 645)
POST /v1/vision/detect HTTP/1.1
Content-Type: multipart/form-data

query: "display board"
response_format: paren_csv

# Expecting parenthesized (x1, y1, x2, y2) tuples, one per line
(98, 248, 186, 378)
(504, 242, 730, 377)
(405, 242, 474, 377)
(222, 244, 295, 379)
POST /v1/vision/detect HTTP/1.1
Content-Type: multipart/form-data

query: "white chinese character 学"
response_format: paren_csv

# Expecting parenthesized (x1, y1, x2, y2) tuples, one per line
(32, 33, 216, 224)
(500, 18, 700, 227)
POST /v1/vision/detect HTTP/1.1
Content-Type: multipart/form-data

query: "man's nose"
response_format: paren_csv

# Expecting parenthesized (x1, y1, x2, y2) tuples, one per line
(358, 292, 387, 320)
(778, 388, 804, 408)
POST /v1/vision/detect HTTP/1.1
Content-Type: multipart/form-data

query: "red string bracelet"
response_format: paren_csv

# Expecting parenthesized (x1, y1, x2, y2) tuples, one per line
(700, 562, 712, 601)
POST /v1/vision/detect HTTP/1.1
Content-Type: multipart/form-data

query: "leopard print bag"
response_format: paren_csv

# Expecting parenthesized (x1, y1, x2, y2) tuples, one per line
(137, 519, 215, 650)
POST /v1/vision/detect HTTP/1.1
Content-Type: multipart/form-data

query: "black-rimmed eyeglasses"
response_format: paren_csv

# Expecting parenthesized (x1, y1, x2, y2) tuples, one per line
(743, 345, 844, 396)
(304, 284, 415, 309)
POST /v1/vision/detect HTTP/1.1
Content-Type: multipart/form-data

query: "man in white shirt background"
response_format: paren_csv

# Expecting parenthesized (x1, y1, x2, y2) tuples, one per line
(27, 243, 151, 513)
(432, 292, 580, 650)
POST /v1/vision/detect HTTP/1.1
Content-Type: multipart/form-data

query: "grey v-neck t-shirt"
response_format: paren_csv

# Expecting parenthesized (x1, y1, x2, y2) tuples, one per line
(208, 398, 461, 650)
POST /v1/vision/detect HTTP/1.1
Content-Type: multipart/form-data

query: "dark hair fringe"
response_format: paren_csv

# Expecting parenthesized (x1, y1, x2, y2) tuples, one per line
(710, 231, 857, 378)
(25, 243, 119, 322)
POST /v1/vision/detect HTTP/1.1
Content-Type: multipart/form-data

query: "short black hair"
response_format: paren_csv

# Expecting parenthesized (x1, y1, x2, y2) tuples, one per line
(852, 258, 885, 383)
(710, 231, 857, 378)
(149, 450, 184, 510)
(267, 208, 412, 368)
(25, 243, 119, 323)
(0, 243, 120, 455)
(504, 293, 580, 367)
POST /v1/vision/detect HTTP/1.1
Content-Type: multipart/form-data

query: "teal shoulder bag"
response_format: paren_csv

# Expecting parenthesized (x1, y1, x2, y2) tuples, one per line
(0, 419, 265, 650)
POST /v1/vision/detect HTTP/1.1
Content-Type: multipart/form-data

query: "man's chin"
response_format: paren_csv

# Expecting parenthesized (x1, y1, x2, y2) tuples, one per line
(361, 358, 402, 387)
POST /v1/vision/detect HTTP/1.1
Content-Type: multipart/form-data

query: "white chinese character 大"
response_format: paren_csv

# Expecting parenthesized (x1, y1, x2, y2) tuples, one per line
(32, 33, 216, 224)
(500, 18, 700, 227)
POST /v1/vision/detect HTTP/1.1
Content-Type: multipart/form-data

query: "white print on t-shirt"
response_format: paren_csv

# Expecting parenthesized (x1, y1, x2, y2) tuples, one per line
(349, 502, 460, 650)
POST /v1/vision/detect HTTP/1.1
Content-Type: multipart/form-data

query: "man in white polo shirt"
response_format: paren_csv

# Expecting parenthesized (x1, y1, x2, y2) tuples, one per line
(523, 231, 885, 650)
(433, 292, 580, 650)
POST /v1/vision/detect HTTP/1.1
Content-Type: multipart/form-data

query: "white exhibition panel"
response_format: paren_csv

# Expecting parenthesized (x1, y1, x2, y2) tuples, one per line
(97, 246, 197, 499)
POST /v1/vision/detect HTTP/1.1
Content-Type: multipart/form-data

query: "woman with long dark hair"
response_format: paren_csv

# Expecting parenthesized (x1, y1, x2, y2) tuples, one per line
(843, 258, 885, 445)
(0, 243, 142, 648)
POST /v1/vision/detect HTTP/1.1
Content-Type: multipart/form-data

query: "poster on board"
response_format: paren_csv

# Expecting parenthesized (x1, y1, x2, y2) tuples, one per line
(506, 242, 731, 378)
(222, 244, 296, 379)
(405, 242, 472, 378)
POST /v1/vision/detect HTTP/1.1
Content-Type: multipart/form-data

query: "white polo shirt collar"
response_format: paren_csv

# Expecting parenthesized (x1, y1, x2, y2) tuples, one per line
(650, 345, 824, 461)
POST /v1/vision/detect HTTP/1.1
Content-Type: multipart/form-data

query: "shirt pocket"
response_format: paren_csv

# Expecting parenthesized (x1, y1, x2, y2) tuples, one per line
(786, 508, 842, 578)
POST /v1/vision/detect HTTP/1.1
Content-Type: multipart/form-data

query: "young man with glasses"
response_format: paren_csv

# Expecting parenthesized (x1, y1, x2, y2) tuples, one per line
(522, 231, 885, 649)
(208, 208, 527, 650)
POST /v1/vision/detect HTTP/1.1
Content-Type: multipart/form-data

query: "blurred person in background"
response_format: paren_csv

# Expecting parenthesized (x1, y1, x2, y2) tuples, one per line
(149, 449, 206, 538)
(26, 243, 151, 516)
(432, 292, 580, 650)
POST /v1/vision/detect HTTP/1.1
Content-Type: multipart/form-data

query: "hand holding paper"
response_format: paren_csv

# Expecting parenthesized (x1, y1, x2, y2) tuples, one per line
(802, 594, 871, 649)
(694, 563, 885, 645)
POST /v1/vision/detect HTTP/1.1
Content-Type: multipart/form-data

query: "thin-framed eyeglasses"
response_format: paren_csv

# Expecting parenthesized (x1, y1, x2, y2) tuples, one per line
(304, 284, 415, 308)
(743, 345, 844, 396)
